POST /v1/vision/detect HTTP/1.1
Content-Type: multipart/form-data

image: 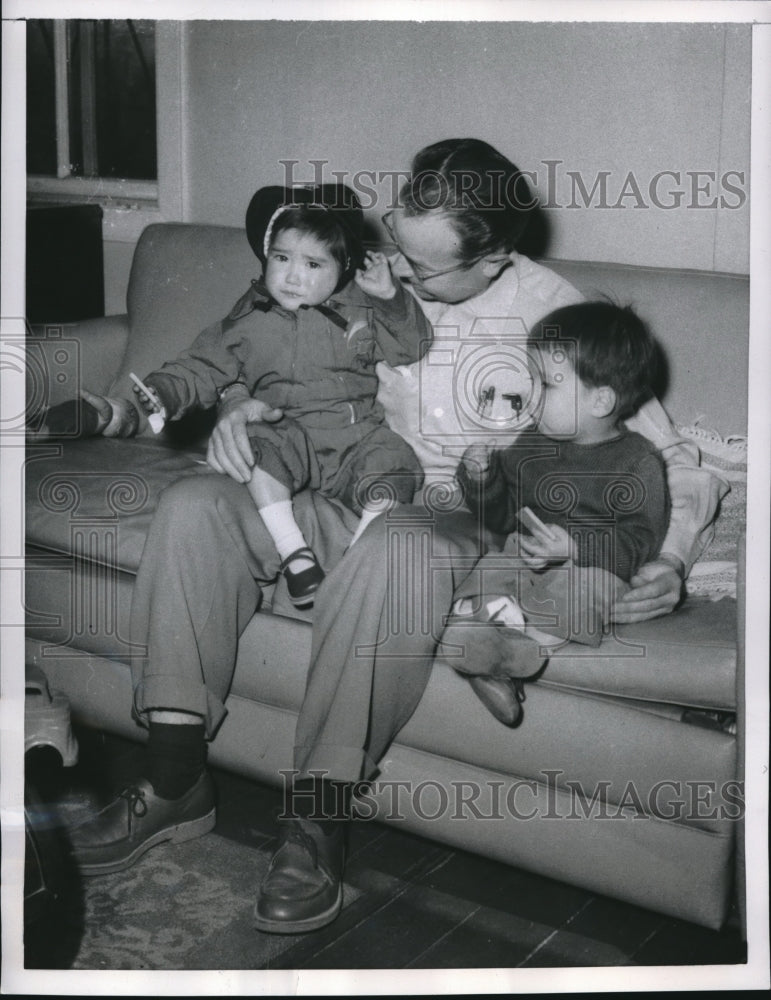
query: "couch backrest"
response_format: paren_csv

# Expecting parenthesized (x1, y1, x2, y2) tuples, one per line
(110, 223, 749, 438)
(109, 223, 258, 402)
(547, 259, 748, 437)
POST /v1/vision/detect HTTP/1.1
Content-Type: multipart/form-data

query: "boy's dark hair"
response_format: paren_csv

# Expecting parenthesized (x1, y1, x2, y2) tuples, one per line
(529, 301, 658, 419)
(400, 138, 536, 262)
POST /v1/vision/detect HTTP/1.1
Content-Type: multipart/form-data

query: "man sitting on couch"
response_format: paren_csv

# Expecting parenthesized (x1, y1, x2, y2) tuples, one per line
(59, 138, 726, 936)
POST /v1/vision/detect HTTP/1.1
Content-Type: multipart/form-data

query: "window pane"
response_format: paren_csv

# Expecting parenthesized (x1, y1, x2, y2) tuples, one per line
(26, 20, 57, 175)
(93, 20, 157, 180)
(69, 20, 157, 180)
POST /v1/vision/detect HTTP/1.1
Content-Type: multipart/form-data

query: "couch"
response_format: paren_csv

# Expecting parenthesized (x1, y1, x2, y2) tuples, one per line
(24, 223, 749, 931)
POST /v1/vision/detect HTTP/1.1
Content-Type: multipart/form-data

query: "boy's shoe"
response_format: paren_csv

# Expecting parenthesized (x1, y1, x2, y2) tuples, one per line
(440, 611, 547, 680)
(280, 547, 325, 607)
(68, 772, 216, 876)
(468, 675, 527, 728)
(440, 597, 548, 728)
(254, 817, 345, 934)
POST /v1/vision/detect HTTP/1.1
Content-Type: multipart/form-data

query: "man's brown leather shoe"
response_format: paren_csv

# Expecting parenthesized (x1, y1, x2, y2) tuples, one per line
(68, 773, 216, 876)
(254, 817, 345, 934)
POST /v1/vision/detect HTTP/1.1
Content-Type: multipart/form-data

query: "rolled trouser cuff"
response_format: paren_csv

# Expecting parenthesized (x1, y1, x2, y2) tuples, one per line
(133, 671, 227, 738)
(293, 741, 376, 785)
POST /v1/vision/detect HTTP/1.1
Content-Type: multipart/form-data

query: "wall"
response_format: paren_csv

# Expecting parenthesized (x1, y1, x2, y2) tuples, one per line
(103, 20, 751, 314)
(182, 19, 750, 271)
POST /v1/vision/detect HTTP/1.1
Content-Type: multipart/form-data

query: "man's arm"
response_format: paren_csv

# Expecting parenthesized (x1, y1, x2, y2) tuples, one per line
(656, 464, 728, 572)
(615, 397, 729, 623)
(205, 384, 283, 482)
(626, 396, 729, 573)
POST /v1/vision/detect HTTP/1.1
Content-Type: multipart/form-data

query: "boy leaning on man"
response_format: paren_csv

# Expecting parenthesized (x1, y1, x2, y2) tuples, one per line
(443, 300, 671, 726)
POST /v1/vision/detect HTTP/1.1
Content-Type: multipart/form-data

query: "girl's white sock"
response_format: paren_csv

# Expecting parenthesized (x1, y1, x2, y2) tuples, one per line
(259, 500, 314, 570)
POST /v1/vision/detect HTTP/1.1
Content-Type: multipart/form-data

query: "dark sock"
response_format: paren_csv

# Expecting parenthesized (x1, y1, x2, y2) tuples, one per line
(144, 721, 207, 800)
(285, 777, 351, 830)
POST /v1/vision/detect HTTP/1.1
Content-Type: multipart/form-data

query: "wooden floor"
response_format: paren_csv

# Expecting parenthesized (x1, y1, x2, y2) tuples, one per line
(25, 727, 747, 973)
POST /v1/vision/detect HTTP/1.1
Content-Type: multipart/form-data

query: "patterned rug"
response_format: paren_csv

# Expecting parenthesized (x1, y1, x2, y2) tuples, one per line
(26, 820, 362, 971)
(75, 835, 285, 969)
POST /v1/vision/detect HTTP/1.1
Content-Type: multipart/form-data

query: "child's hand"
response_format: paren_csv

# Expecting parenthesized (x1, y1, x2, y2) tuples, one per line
(514, 523, 577, 569)
(460, 443, 492, 480)
(354, 251, 396, 299)
(130, 378, 163, 416)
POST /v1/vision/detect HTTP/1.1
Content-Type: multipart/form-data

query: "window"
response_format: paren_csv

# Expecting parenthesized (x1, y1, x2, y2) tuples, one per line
(26, 19, 186, 240)
(27, 19, 158, 199)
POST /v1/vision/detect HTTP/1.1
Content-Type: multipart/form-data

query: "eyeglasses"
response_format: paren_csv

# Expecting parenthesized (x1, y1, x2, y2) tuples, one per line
(381, 211, 487, 283)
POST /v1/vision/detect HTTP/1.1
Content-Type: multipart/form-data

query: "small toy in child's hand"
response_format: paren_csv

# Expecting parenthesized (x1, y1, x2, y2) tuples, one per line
(129, 372, 166, 434)
(516, 506, 558, 542)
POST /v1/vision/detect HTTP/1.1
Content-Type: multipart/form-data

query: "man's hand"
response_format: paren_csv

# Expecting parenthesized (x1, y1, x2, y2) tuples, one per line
(610, 559, 684, 624)
(354, 251, 396, 299)
(78, 389, 114, 433)
(206, 396, 283, 483)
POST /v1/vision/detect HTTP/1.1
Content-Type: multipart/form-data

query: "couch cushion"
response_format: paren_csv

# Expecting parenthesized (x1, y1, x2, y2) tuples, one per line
(533, 597, 736, 710)
(25, 437, 736, 712)
(25, 437, 211, 573)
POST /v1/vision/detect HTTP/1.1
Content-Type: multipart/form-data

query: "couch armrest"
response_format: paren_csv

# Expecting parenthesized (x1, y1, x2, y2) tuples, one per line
(26, 314, 130, 410)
